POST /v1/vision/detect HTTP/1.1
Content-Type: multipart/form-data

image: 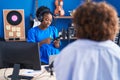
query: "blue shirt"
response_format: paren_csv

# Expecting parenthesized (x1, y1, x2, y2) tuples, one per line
(54, 39, 120, 80)
(27, 26, 60, 64)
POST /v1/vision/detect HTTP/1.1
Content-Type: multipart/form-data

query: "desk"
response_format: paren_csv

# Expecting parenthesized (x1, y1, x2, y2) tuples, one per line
(0, 65, 56, 80)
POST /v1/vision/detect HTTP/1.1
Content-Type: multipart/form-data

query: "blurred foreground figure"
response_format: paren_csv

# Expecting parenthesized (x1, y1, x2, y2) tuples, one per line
(54, 2, 120, 80)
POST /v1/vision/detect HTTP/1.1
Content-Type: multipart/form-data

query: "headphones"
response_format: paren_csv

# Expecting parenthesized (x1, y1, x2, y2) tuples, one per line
(37, 9, 53, 22)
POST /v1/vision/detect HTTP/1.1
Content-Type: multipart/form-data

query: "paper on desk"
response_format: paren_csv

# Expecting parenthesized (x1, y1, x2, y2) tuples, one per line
(21, 69, 43, 77)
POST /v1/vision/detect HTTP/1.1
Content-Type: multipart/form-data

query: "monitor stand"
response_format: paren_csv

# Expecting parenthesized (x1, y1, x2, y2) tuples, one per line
(8, 64, 33, 80)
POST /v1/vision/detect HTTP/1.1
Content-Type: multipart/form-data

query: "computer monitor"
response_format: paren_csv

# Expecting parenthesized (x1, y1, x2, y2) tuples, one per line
(0, 41, 41, 79)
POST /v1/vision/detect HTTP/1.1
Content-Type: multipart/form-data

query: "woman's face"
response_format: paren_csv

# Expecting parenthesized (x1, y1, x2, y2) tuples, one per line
(41, 13, 52, 28)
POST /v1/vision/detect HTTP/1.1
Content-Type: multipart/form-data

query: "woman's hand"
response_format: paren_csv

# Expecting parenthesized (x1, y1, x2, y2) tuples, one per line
(39, 38, 51, 46)
(53, 39, 60, 48)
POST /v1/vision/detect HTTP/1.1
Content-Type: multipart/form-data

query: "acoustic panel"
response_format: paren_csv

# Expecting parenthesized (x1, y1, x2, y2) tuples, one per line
(3, 9, 26, 41)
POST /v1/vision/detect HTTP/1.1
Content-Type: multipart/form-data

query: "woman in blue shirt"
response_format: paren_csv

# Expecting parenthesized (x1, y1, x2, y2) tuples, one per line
(27, 6, 60, 64)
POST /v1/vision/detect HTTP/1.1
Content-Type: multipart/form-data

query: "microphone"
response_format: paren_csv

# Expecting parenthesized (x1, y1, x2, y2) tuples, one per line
(49, 61, 54, 76)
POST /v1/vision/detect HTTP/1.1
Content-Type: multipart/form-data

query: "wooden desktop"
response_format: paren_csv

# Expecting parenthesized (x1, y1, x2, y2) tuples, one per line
(0, 65, 56, 80)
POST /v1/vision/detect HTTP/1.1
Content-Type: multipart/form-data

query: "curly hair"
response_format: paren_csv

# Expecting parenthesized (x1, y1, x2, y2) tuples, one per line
(73, 2, 119, 41)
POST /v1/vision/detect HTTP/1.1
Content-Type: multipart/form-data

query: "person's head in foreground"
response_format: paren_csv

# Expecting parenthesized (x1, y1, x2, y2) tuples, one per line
(54, 2, 120, 80)
(73, 1, 119, 41)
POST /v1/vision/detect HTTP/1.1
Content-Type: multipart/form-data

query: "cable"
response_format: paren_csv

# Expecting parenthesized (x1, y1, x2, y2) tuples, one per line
(32, 69, 47, 80)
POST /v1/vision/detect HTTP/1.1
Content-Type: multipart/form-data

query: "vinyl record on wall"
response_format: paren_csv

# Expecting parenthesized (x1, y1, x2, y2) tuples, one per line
(7, 11, 22, 25)
(3, 9, 26, 41)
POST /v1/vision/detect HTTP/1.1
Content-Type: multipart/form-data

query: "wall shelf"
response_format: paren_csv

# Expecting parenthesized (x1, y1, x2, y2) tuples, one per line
(60, 37, 77, 40)
(54, 16, 72, 19)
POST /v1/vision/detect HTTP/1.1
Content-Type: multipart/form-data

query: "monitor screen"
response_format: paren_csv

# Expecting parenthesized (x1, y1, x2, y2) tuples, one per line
(0, 41, 41, 70)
